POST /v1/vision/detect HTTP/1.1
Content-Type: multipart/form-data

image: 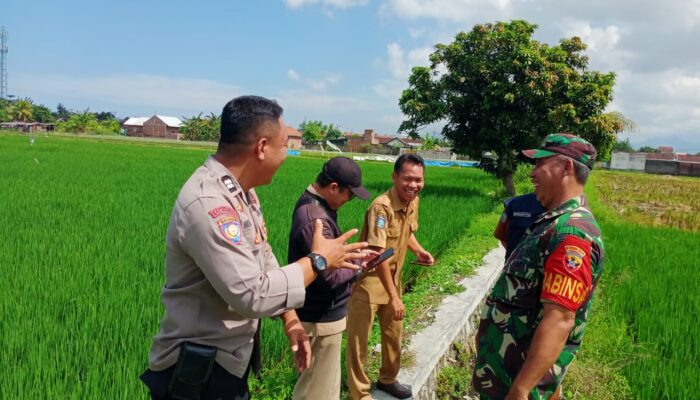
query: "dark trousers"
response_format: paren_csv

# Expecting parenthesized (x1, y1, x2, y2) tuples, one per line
(140, 363, 251, 400)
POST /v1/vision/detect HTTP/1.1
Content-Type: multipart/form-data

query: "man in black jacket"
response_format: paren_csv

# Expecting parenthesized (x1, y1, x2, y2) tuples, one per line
(288, 156, 371, 400)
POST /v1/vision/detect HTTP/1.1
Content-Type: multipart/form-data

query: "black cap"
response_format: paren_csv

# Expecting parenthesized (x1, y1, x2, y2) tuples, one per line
(322, 157, 371, 200)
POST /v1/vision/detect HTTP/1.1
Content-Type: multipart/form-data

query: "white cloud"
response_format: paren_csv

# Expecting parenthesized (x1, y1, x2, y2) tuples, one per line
(277, 90, 367, 112)
(380, 0, 512, 22)
(385, 43, 431, 79)
(13, 73, 241, 115)
(373, 79, 406, 98)
(287, 69, 301, 81)
(611, 68, 700, 147)
(307, 73, 343, 91)
(283, 0, 369, 9)
(563, 22, 621, 52)
(408, 27, 427, 38)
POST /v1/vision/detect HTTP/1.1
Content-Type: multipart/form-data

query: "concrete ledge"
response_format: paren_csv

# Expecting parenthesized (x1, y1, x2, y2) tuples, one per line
(372, 245, 505, 399)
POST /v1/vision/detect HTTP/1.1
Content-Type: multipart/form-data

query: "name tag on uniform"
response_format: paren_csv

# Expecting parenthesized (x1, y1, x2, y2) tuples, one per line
(513, 212, 532, 218)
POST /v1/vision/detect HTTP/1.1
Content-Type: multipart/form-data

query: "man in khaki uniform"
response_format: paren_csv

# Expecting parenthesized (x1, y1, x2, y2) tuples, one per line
(346, 154, 435, 400)
(140, 96, 368, 400)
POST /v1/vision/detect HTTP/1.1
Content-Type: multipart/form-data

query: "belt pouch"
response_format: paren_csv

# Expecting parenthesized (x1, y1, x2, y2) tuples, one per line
(168, 342, 217, 400)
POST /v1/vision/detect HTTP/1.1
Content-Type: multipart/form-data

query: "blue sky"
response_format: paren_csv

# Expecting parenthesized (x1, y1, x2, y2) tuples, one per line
(2, 0, 700, 152)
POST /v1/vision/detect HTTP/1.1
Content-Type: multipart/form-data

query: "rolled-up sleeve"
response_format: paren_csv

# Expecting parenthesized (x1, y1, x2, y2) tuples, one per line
(181, 197, 305, 318)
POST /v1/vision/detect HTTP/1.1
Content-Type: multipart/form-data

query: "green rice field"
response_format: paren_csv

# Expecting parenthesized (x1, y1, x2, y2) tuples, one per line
(565, 171, 700, 399)
(0, 132, 500, 398)
(4, 131, 698, 399)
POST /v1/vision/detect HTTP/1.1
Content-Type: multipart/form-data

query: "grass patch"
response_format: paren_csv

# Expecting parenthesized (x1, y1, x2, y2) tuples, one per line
(0, 132, 500, 399)
(594, 169, 700, 231)
(565, 173, 700, 399)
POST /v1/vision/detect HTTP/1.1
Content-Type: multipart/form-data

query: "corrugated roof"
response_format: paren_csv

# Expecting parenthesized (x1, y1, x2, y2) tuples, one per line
(123, 117, 148, 126)
(154, 115, 183, 127)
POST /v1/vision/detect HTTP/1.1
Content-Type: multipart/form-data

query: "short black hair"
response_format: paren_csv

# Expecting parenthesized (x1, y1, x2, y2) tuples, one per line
(394, 153, 425, 174)
(315, 171, 335, 187)
(219, 95, 283, 147)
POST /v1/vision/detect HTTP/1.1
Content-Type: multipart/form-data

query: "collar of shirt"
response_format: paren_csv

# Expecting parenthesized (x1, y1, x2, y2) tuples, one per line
(307, 184, 325, 200)
(389, 186, 415, 213)
(304, 185, 337, 221)
(204, 156, 243, 197)
(536, 194, 587, 223)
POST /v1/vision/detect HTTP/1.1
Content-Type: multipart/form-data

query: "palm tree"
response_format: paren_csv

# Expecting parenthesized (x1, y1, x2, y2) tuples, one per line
(606, 111, 638, 133)
(419, 133, 440, 150)
(13, 98, 34, 122)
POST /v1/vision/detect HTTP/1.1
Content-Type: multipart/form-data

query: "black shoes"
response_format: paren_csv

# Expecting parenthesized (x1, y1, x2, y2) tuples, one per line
(375, 381, 412, 399)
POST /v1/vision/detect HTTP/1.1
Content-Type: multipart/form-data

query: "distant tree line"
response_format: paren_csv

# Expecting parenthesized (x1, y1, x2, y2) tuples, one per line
(0, 97, 120, 134)
(613, 138, 670, 154)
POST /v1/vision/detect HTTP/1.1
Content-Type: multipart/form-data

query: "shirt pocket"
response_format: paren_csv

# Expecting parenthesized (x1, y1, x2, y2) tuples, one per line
(409, 221, 419, 233)
(387, 221, 401, 239)
(493, 257, 541, 310)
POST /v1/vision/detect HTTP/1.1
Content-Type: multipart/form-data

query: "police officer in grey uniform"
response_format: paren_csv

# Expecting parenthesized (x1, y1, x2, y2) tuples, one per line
(140, 95, 369, 400)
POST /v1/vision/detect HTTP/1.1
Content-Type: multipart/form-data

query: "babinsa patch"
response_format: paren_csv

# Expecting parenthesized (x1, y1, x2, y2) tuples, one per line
(565, 245, 585, 271)
(376, 215, 386, 229)
(218, 212, 242, 245)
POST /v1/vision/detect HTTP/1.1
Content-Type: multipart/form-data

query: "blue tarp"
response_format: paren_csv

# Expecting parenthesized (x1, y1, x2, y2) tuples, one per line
(287, 149, 301, 157)
(424, 160, 478, 168)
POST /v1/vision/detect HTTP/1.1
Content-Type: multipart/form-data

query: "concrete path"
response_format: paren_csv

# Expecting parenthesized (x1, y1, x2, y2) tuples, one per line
(371, 245, 505, 400)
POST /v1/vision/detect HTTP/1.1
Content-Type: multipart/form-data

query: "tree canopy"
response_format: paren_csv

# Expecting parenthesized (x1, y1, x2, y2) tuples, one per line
(180, 113, 221, 142)
(56, 109, 120, 134)
(399, 20, 631, 195)
(638, 146, 659, 153)
(612, 138, 635, 153)
(299, 120, 343, 143)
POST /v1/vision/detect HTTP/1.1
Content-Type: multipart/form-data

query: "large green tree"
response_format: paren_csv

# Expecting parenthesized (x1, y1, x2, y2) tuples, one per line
(54, 103, 73, 121)
(299, 120, 325, 144)
(325, 124, 342, 140)
(32, 104, 55, 123)
(399, 20, 629, 195)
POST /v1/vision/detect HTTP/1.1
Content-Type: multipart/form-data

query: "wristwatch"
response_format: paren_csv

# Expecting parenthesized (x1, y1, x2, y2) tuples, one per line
(307, 253, 328, 272)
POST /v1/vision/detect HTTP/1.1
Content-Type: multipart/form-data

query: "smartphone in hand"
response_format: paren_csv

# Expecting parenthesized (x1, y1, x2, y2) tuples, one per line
(365, 247, 395, 270)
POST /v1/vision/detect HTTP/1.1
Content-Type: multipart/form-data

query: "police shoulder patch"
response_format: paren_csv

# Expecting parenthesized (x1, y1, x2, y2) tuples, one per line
(376, 215, 387, 229)
(208, 206, 235, 219)
(217, 211, 243, 245)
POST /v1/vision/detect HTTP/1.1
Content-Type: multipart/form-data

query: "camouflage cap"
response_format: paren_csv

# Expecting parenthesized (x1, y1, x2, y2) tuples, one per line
(522, 133, 597, 169)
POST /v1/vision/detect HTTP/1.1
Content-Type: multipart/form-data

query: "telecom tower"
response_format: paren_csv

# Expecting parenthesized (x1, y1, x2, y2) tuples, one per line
(1, 27, 8, 99)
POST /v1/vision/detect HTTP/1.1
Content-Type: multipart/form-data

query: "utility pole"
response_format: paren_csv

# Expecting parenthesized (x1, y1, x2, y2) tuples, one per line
(1, 27, 8, 99)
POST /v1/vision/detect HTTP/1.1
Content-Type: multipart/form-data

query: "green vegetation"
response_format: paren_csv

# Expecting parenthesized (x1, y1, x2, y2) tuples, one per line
(298, 119, 342, 143)
(180, 112, 221, 142)
(595, 170, 700, 231)
(564, 172, 700, 399)
(56, 110, 120, 134)
(398, 19, 634, 195)
(0, 132, 501, 399)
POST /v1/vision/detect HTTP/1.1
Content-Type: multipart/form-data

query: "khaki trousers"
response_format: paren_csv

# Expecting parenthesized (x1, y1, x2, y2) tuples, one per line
(292, 330, 343, 400)
(345, 296, 403, 400)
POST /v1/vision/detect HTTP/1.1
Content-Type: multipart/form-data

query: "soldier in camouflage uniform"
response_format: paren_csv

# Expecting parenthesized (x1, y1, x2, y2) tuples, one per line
(472, 134, 604, 400)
